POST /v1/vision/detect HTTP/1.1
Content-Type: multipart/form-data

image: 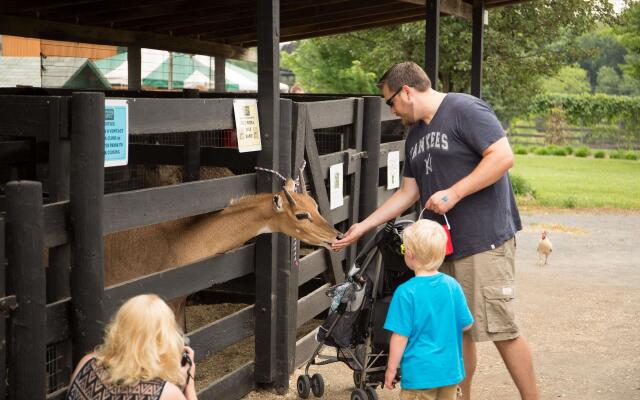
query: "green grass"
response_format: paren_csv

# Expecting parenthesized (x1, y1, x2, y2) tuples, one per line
(512, 154, 640, 209)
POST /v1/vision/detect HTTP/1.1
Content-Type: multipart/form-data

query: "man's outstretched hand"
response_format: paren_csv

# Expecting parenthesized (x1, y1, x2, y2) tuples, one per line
(331, 222, 367, 251)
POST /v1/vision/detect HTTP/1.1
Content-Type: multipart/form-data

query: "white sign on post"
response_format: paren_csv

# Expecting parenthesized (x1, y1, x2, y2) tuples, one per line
(104, 99, 129, 167)
(387, 150, 400, 190)
(329, 163, 344, 210)
(233, 99, 262, 153)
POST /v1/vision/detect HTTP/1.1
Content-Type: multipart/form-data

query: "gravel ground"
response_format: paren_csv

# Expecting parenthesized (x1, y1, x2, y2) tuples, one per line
(241, 210, 640, 400)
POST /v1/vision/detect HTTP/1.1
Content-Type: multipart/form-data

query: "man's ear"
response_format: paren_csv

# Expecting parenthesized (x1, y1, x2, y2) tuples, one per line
(272, 194, 284, 212)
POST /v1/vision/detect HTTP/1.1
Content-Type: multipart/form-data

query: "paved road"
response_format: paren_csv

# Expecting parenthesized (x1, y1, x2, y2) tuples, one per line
(243, 211, 640, 400)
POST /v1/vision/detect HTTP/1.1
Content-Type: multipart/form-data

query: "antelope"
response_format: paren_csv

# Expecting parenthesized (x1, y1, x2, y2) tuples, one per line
(103, 170, 342, 327)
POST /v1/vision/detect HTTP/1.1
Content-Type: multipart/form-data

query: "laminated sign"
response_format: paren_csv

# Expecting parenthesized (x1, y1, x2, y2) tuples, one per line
(233, 99, 262, 153)
(330, 163, 344, 210)
(104, 99, 129, 167)
(387, 150, 400, 189)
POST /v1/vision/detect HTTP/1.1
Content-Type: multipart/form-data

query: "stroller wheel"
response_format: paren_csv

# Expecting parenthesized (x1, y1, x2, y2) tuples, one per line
(365, 387, 378, 400)
(310, 373, 325, 397)
(351, 388, 368, 400)
(297, 375, 311, 399)
(353, 371, 362, 387)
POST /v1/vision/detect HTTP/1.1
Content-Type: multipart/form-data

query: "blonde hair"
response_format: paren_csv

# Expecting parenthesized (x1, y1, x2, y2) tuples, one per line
(94, 294, 186, 387)
(402, 219, 448, 271)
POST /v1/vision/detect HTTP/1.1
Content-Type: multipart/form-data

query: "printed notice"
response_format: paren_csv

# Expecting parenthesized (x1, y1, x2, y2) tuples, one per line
(329, 163, 344, 210)
(104, 99, 129, 167)
(233, 99, 262, 153)
(387, 150, 400, 189)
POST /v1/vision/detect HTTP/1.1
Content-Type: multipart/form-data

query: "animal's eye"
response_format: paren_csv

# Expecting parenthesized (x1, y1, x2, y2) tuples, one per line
(295, 212, 310, 220)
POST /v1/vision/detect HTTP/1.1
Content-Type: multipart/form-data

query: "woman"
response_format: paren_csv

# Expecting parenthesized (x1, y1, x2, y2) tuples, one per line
(66, 294, 197, 400)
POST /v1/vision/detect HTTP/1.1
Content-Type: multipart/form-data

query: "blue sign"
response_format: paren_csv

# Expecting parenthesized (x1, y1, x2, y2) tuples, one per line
(104, 99, 129, 167)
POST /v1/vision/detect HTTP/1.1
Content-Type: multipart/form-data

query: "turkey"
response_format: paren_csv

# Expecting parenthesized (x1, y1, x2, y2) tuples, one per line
(537, 230, 553, 265)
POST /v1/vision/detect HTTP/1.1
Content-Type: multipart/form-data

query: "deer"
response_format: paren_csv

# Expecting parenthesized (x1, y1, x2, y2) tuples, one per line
(103, 167, 342, 328)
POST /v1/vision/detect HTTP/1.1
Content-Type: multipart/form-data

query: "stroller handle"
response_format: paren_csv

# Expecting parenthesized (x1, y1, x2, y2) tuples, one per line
(353, 219, 396, 269)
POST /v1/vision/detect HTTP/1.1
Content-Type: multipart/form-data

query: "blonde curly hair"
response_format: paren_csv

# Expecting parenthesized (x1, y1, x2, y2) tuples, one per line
(94, 294, 186, 387)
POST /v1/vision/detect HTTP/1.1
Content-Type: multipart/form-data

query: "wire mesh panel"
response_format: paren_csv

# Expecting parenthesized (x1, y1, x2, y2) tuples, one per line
(46, 341, 69, 394)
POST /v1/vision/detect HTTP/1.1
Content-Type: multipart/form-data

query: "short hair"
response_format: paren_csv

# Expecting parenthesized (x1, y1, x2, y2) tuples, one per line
(402, 219, 447, 271)
(377, 61, 431, 92)
(95, 294, 186, 387)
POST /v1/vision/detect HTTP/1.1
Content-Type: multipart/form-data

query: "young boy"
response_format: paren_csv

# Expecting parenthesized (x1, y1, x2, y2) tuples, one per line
(384, 219, 473, 400)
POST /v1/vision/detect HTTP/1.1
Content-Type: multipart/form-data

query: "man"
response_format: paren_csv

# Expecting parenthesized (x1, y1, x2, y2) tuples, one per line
(332, 61, 538, 400)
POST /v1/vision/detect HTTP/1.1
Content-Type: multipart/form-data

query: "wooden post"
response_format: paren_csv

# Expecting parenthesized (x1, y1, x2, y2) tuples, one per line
(425, 0, 440, 90)
(47, 97, 71, 302)
(471, 0, 485, 98)
(255, 0, 280, 384)
(128, 46, 142, 91)
(345, 99, 364, 268)
(183, 88, 201, 182)
(215, 56, 226, 92)
(0, 218, 5, 400)
(6, 181, 46, 400)
(69, 92, 105, 364)
(360, 97, 382, 250)
(274, 99, 294, 394)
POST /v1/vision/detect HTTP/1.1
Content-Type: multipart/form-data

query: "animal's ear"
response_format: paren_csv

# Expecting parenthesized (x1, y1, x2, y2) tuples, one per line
(272, 194, 284, 212)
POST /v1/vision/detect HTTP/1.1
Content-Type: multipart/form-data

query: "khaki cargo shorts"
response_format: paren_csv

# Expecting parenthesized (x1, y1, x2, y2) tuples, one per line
(440, 237, 520, 342)
(401, 384, 459, 400)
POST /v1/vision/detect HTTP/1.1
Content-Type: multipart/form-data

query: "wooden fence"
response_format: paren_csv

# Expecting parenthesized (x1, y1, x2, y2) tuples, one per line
(0, 91, 406, 400)
(508, 125, 640, 150)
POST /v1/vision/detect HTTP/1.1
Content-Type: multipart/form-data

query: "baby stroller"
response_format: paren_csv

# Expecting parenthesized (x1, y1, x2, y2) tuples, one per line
(297, 219, 414, 400)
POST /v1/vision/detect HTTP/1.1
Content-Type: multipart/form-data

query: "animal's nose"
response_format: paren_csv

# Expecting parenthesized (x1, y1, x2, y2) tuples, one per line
(336, 233, 344, 240)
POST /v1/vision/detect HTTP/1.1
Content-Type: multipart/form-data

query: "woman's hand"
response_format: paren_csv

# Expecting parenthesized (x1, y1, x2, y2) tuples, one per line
(181, 346, 197, 399)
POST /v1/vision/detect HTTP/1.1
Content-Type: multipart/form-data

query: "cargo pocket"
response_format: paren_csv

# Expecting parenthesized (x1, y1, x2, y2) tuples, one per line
(483, 284, 518, 333)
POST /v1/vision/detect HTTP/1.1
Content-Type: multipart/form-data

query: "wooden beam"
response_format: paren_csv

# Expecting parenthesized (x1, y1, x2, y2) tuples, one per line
(471, 0, 485, 98)
(127, 46, 141, 91)
(0, 14, 256, 61)
(425, 0, 440, 90)
(397, 0, 472, 20)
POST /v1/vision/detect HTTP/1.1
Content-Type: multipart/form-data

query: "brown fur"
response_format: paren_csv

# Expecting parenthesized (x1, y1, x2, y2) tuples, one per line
(103, 182, 340, 328)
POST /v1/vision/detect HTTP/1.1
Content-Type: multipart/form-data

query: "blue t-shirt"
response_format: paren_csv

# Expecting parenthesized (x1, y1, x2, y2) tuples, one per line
(384, 273, 473, 389)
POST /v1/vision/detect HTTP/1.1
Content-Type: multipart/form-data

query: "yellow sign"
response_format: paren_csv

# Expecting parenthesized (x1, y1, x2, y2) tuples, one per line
(233, 99, 262, 153)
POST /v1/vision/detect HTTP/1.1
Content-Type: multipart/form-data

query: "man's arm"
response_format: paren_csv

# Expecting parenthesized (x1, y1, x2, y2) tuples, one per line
(384, 333, 408, 390)
(426, 137, 514, 214)
(331, 177, 419, 251)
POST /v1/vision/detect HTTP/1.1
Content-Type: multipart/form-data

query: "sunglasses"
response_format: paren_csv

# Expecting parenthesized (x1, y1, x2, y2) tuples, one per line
(385, 87, 403, 107)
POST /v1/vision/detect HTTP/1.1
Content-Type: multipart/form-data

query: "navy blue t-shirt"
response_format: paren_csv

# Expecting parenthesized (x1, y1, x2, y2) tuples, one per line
(403, 93, 522, 259)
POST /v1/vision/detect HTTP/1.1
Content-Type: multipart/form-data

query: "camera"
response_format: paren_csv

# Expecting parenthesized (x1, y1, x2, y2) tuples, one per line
(181, 351, 192, 368)
(181, 336, 192, 367)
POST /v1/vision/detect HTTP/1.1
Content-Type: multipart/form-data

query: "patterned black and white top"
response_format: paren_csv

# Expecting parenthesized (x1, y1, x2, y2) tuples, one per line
(66, 358, 166, 400)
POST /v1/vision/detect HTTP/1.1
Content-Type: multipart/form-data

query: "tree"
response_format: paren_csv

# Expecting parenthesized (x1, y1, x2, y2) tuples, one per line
(541, 66, 590, 95)
(616, 1, 640, 81)
(282, 0, 613, 120)
(575, 28, 627, 93)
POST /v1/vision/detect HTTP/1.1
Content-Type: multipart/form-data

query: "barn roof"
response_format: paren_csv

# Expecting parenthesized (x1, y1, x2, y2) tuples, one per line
(0, 0, 532, 61)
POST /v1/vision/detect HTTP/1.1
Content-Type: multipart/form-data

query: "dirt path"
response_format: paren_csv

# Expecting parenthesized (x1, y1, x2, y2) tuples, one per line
(242, 211, 640, 400)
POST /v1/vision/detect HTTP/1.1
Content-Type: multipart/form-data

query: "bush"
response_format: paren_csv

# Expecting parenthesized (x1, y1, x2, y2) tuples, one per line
(610, 149, 625, 159)
(510, 174, 536, 198)
(535, 147, 550, 156)
(562, 197, 577, 208)
(513, 145, 528, 155)
(574, 146, 591, 157)
(564, 146, 574, 155)
(594, 150, 606, 158)
(551, 147, 568, 156)
(625, 152, 639, 161)
(528, 146, 539, 154)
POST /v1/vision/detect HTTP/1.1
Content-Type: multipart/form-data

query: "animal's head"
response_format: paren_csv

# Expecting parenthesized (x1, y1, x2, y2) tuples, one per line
(270, 177, 342, 249)
(541, 230, 547, 239)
